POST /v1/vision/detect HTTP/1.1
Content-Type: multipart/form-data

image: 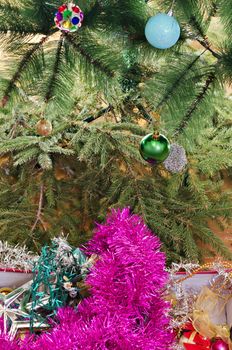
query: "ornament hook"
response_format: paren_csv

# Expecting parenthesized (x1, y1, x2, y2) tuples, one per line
(168, 0, 176, 16)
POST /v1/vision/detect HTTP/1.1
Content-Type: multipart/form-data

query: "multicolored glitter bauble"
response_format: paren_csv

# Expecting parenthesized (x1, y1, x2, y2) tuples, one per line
(140, 133, 170, 164)
(54, 3, 84, 32)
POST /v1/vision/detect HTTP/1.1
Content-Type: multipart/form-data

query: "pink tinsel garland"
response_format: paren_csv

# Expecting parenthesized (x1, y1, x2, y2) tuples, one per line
(0, 208, 174, 350)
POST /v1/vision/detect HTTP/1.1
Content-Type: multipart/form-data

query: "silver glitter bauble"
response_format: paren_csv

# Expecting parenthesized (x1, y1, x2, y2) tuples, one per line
(164, 143, 187, 173)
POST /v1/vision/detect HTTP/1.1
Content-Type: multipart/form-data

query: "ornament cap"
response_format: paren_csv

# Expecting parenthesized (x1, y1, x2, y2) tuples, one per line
(152, 132, 160, 140)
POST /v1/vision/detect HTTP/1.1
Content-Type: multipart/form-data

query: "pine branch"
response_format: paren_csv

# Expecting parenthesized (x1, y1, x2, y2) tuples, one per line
(30, 184, 44, 232)
(101, 130, 148, 219)
(218, 0, 232, 39)
(0, 3, 36, 34)
(154, 51, 207, 111)
(44, 35, 64, 103)
(136, 104, 153, 122)
(83, 105, 113, 123)
(64, 34, 115, 78)
(189, 15, 206, 38)
(29, 183, 45, 250)
(196, 38, 221, 59)
(1, 35, 48, 107)
(174, 72, 215, 136)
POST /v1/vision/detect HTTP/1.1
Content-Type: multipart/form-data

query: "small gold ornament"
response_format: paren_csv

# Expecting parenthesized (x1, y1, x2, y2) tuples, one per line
(133, 107, 139, 113)
(36, 119, 53, 136)
(0, 287, 13, 295)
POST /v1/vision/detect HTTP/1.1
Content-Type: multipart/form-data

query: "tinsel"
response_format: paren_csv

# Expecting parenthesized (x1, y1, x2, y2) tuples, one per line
(0, 208, 174, 349)
(167, 261, 201, 330)
(0, 242, 37, 271)
(163, 143, 188, 173)
(29, 237, 89, 329)
(0, 318, 19, 350)
(167, 259, 232, 350)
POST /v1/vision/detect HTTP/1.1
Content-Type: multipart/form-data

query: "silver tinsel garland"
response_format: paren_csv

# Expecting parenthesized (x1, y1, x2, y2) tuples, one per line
(0, 241, 38, 271)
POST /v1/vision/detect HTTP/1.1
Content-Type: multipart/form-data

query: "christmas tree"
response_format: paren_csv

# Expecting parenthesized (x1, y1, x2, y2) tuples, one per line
(0, 0, 232, 262)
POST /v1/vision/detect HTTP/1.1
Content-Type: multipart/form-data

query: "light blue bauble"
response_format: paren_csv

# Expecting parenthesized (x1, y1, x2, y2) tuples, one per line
(145, 13, 180, 49)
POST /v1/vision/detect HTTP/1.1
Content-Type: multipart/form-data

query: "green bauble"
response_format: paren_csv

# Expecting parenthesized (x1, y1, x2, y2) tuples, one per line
(140, 133, 170, 163)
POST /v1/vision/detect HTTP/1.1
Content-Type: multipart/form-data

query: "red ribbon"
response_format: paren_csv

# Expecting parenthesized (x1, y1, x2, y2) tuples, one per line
(182, 323, 211, 350)
(184, 345, 210, 350)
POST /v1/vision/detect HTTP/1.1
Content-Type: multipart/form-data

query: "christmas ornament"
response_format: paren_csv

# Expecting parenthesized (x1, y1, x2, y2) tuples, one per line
(140, 133, 170, 164)
(145, 12, 180, 49)
(0, 288, 13, 295)
(36, 119, 52, 136)
(211, 339, 229, 350)
(0, 282, 31, 336)
(164, 143, 188, 173)
(54, 3, 84, 32)
(30, 237, 89, 328)
(9, 319, 48, 340)
(0, 241, 37, 272)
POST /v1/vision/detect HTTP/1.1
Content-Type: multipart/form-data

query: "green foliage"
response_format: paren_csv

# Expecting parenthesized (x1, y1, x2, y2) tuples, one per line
(157, 0, 214, 36)
(218, 0, 232, 39)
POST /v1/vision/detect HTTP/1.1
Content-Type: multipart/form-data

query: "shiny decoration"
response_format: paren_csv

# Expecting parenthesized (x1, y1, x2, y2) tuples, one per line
(29, 237, 89, 329)
(54, 3, 84, 32)
(145, 13, 180, 49)
(211, 339, 229, 350)
(194, 286, 228, 326)
(0, 319, 18, 347)
(164, 143, 188, 173)
(140, 133, 170, 163)
(1, 209, 173, 349)
(0, 241, 37, 271)
(0, 282, 31, 337)
(10, 319, 48, 341)
(0, 210, 174, 348)
(36, 118, 52, 136)
(168, 261, 232, 350)
(167, 261, 231, 331)
(0, 287, 13, 295)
